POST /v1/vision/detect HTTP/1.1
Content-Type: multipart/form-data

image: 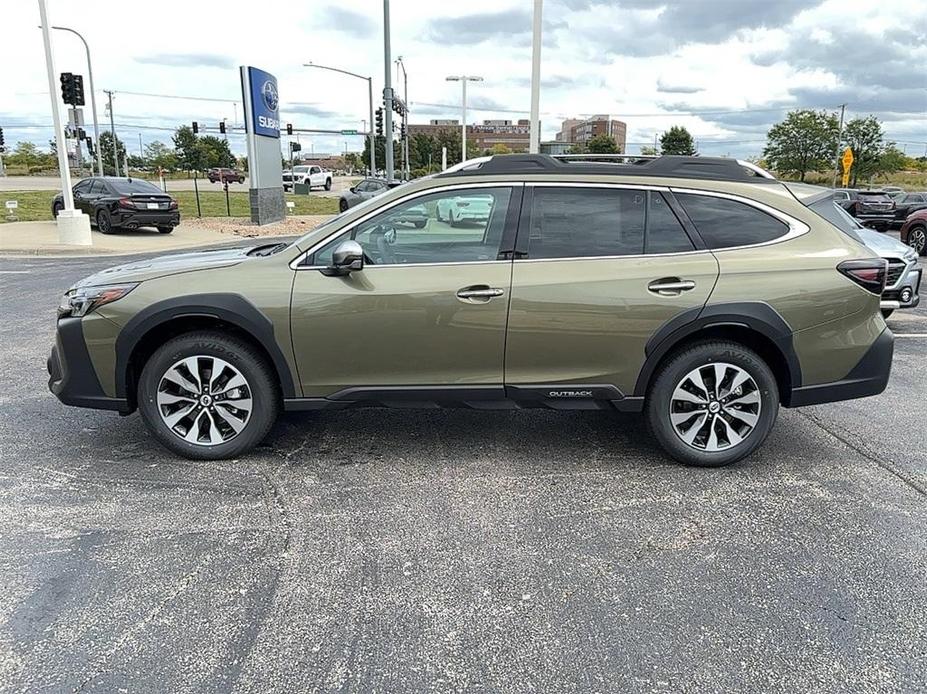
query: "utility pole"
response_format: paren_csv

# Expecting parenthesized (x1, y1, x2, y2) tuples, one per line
(528, 0, 543, 154)
(396, 56, 409, 179)
(382, 0, 394, 182)
(38, 0, 91, 244)
(138, 132, 143, 160)
(104, 90, 119, 176)
(446, 76, 483, 163)
(832, 103, 846, 189)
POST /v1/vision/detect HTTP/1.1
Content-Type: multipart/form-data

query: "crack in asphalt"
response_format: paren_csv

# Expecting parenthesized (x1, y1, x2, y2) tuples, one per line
(799, 410, 927, 497)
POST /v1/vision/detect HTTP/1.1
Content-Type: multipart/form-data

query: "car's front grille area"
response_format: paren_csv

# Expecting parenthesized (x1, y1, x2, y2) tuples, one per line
(885, 258, 906, 286)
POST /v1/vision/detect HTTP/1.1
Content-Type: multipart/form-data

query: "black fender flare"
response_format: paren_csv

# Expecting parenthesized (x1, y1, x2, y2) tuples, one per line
(114, 293, 297, 399)
(633, 301, 802, 398)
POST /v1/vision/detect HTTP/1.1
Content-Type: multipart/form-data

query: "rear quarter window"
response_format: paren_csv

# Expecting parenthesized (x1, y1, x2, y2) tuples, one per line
(676, 193, 790, 249)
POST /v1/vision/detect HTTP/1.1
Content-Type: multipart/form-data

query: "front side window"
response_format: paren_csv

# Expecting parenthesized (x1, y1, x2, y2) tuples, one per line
(527, 187, 645, 259)
(676, 193, 789, 249)
(311, 187, 512, 266)
(73, 180, 92, 195)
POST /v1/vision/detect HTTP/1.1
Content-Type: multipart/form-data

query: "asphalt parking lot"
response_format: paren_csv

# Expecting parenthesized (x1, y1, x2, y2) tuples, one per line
(0, 251, 925, 692)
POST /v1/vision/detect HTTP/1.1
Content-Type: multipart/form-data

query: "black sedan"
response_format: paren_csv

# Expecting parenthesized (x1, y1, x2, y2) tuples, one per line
(52, 177, 180, 234)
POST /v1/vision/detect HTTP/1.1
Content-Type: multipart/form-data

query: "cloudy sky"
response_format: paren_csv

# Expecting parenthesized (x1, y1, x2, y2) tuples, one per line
(1, 0, 925, 160)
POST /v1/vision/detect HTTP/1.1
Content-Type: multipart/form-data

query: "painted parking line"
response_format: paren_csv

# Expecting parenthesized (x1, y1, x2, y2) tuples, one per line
(0, 270, 31, 274)
(894, 333, 927, 338)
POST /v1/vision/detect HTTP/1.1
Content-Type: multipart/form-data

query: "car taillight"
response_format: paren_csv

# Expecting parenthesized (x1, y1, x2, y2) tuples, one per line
(838, 259, 888, 294)
(118, 197, 136, 209)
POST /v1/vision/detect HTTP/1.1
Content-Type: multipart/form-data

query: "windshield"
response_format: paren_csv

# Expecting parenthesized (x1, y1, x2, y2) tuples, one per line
(807, 196, 864, 244)
(110, 178, 165, 195)
(293, 166, 310, 173)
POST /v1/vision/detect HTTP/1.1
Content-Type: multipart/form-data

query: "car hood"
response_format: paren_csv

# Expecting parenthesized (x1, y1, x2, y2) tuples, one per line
(855, 227, 914, 257)
(72, 245, 262, 288)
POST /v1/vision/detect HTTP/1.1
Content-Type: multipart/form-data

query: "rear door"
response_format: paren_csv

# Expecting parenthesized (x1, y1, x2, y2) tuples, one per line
(504, 184, 719, 400)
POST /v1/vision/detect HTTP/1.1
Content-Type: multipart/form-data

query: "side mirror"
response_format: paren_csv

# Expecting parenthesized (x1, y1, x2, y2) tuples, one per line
(321, 240, 364, 276)
(349, 186, 357, 193)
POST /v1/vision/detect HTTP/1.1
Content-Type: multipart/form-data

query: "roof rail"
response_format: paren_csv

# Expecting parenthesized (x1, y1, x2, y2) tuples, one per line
(436, 153, 778, 184)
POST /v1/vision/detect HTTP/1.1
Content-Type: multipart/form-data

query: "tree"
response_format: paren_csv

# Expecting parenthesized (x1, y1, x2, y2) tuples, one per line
(7, 142, 43, 167)
(660, 126, 696, 156)
(842, 116, 889, 186)
(877, 145, 906, 180)
(640, 145, 659, 156)
(173, 125, 204, 171)
(145, 140, 178, 172)
(197, 135, 236, 169)
(488, 143, 512, 155)
(763, 109, 839, 182)
(98, 131, 127, 175)
(586, 134, 618, 154)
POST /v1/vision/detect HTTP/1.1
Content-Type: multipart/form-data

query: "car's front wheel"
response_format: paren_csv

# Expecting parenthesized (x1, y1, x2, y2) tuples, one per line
(324, 178, 332, 191)
(646, 341, 779, 467)
(907, 225, 926, 256)
(339, 198, 349, 213)
(157, 226, 174, 234)
(138, 332, 279, 460)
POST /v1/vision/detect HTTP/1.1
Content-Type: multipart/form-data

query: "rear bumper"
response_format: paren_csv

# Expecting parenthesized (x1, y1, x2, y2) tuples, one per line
(786, 327, 894, 407)
(113, 210, 180, 228)
(48, 317, 130, 413)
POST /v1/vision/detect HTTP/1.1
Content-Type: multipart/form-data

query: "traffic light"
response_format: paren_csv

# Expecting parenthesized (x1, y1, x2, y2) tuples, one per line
(77, 127, 86, 141)
(286, 123, 293, 135)
(85, 137, 94, 157)
(60, 73, 85, 106)
(0, 126, 4, 150)
(192, 121, 199, 134)
(290, 142, 301, 152)
(400, 123, 406, 140)
(375, 108, 384, 137)
(219, 121, 226, 134)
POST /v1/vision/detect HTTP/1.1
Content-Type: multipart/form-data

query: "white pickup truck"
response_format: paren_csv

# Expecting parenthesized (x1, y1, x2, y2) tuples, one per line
(282, 165, 333, 192)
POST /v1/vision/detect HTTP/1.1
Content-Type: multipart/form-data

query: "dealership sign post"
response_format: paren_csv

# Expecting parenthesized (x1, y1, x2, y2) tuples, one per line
(240, 66, 285, 225)
(841, 147, 854, 188)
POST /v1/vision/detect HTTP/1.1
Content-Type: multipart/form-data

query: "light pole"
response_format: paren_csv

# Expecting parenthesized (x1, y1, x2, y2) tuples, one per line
(446, 75, 482, 164)
(382, 0, 394, 183)
(303, 62, 375, 177)
(395, 56, 409, 179)
(38, 24, 104, 177)
(104, 90, 118, 176)
(529, 0, 543, 154)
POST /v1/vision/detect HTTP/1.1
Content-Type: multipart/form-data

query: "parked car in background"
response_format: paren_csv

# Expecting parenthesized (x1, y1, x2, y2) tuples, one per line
(435, 194, 494, 226)
(282, 165, 333, 192)
(51, 177, 180, 234)
(833, 189, 895, 231)
(49, 154, 894, 468)
(338, 178, 396, 212)
(900, 208, 927, 256)
(788, 183, 922, 318)
(207, 168, 245, 184)
(890, 192, 927, 228)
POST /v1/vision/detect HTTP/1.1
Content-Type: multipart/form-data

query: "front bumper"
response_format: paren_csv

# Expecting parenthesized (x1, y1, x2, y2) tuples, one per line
(787, 327, 894, 407)
(881, 266, 922, 311)
(48, 317, 130, 413)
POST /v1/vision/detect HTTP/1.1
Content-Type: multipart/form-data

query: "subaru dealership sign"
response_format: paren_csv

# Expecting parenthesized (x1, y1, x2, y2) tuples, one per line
(240, 66, 284, 224)
(247, 67, 280, 138)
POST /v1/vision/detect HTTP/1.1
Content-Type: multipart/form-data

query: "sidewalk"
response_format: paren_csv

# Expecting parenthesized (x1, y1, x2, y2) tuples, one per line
(1, 220, 269, 257)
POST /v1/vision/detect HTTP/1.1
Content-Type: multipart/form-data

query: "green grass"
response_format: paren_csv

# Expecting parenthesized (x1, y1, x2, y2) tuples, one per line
(1, 190, 337, 223)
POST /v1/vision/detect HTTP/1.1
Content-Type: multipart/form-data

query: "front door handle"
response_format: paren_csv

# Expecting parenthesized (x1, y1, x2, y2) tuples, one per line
(648, 278, 696, 296)
(456, 285, 505, 303)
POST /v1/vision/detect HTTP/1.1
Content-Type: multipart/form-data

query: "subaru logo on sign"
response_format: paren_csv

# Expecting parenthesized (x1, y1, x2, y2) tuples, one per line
(262, 80, 278, 112)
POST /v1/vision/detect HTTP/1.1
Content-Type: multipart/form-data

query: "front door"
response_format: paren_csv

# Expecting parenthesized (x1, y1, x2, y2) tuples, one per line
(505, 185, 719, 398)
(290, 185, 520, 399)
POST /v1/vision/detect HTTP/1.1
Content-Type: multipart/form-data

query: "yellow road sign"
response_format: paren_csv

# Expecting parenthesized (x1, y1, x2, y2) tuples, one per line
(841, 147, 854, 170)
(842, 171, 850, 187)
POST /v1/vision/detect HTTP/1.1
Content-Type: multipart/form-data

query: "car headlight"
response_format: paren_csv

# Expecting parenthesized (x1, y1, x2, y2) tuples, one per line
(58, 283, 138, 318)
(903, 249, 917, 263)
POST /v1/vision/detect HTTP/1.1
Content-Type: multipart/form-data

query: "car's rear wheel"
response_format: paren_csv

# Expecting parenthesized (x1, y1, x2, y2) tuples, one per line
(907, 225, 926, 256)
(324, 179, 332, 191)
(96, 209, 114, 234)
(646, 341, 779, 467)
(137, 332, 279, 460)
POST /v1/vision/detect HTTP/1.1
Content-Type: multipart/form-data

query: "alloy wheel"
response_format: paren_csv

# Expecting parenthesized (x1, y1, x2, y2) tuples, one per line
(669, 362, 761, 452)
(909, 227, 926, 255)
(157, 355, 253, 446)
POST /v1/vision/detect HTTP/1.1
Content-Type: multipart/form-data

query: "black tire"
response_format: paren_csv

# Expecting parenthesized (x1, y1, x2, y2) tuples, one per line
(137, 332, 280, 460)
(906, 225, 926, 256)
(324, 178, 332, 191)
(52, 201, 63, 218)
(881, 309, 894, 319)
(96, 209, 114, 234)
(646, 340, 779, 467)
(339, 198, 349, 213)
(157, 226, 174, 234)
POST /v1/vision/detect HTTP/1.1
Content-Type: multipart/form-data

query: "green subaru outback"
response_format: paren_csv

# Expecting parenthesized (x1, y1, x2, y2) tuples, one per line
(49, 155, 894, 466)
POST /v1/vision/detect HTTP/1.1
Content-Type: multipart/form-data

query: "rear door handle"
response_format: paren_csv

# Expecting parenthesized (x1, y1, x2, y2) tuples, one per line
(648, 278, 696, 295)
(457, 285, 505, 303)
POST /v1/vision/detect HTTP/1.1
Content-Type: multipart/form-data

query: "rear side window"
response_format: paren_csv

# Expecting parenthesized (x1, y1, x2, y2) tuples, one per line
(646, 193, 694, 254)
(528, 187, 645, 258)
(676, 193, 789, 249)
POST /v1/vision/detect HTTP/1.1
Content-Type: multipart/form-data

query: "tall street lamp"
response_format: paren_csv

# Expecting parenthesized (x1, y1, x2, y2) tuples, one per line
(37, 24, 104, 177)
(395, 56, 408, 179)
(446, 75, 482, 164)
(303, 62, 375, 177)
